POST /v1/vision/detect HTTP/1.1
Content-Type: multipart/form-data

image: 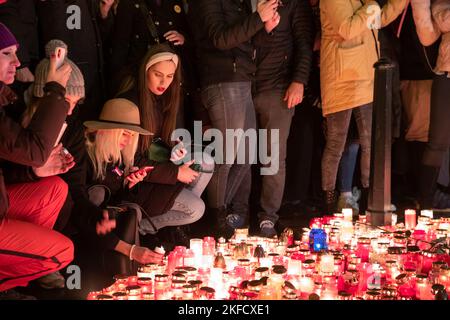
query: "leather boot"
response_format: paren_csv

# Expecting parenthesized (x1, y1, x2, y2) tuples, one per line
(212, 206, 234, 239)
(419, 165, 440, 210)
(323, 190, 337, 214)
(359, 187, 369, 214)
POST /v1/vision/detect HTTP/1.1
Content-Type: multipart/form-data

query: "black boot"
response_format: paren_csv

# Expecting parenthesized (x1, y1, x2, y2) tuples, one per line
(419, 165, 440, 210)
(323, 190, 337, 214)
(212, 206, 234, 240)
(359, 187, 369, 214)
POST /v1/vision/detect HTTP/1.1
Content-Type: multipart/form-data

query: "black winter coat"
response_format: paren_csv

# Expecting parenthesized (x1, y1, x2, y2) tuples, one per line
(252, 0, 314, 93)
(190, 0, 265, 87)
(35, 0, 113, 102)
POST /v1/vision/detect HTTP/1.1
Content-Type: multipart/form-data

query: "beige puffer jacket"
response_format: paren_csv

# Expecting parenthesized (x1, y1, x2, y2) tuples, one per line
(320, 0, 408, 116)
(411, 0, 450, 76)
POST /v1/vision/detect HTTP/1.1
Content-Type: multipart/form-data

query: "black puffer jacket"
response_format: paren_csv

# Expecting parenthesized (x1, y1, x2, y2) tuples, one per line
(190, 0, 265, 87)
(252, 0, 314, 93)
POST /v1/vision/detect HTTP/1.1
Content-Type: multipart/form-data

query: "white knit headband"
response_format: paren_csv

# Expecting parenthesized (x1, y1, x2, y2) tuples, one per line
(145, 52, 179, 72)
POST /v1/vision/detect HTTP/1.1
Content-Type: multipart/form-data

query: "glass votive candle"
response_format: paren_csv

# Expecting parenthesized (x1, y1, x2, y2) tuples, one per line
(320, 254, 335, 274)
(137, 277, 153, 294)
(190, 238, 203, 256)
(299, 276, 315, 297)
(302, 259, 316, 277)
(288, 256, 302, 276)
(342, 208, 353, 222)
(405, 210, 417, 230)
(203, 237, 216, 256)
(421, 210, 433, 219)
(126, 285, 142, 300)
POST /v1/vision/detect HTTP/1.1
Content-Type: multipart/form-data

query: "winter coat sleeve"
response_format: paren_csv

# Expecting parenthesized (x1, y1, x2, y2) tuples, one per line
(200, 0, 264, 50)
(291, 0, 314, 85)
(110, 0, 135, 74)
(411, 0, 442, 46)
(0, 82, 68, 167)
(320, 0, 381, 41)
(432, 0, 450, 33)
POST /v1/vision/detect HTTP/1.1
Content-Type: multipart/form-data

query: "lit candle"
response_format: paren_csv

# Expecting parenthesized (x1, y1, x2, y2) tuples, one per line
(320, 254, 335, 274)
(287, 258, 302, 276)
(299, 277, 314, 295)
(342, 208, 353, 222)
(405, 210, 417, 230)
(190, 238, 203, 267)
(421, 210, 433, 219)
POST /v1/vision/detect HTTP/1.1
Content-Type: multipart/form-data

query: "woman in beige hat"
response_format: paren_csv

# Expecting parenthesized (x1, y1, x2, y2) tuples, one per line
(82, 98, 165, 272)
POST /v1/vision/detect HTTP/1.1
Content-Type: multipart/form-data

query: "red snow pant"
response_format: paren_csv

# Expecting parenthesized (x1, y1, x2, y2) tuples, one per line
(0, 177, 74, 291)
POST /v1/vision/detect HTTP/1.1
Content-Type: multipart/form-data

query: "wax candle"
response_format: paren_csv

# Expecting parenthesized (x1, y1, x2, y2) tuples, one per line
(342, 208, 353, 222)
(420, 209, 433, 219)
(405, 209, 417, 230)
(287, 257, 302, 276)
(320, 254, 335, 274)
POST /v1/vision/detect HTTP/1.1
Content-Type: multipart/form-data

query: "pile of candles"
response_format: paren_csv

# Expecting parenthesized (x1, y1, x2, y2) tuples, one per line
(88, 210, 450, 300)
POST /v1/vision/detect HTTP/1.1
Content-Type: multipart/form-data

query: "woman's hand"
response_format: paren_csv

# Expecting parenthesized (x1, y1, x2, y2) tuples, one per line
(33, 143, 75, 177)
(131, 246, 164, 264)
(96, 210, 116, 235)
(46, 52, 72, 88)
(177, 160, 199, 184)
(164, 30, 185, 46)
(126, 167, 148, 189)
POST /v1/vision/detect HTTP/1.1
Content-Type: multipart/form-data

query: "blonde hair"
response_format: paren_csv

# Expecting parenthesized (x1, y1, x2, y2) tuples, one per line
(85, 128, 138, 181)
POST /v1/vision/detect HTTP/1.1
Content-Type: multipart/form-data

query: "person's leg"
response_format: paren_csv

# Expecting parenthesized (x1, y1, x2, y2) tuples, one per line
(353, 104, 373, 189)
(187, 152, 215, 197)
(338, 141, 360, 193)
(253, 90, 294, 233)
(0, 219, 73, 291)
(321, 109, 352, 212)
(337, 140, 360, 213)
(202, 82, 256, 209)
(420, 74, 450, 208)
(140, 189, 206, 234)
(5, 176, 68, 229)
(0, 221, 73, 291)
(353, 103, 373, 214)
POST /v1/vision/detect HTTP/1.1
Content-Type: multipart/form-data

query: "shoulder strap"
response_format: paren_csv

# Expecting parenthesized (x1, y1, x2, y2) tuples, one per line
(137, 0, 160, 44)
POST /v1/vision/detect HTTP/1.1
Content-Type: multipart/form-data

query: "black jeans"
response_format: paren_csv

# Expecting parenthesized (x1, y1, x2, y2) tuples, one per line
(422, 74, 450, 168)
(419, 74, 450, 207)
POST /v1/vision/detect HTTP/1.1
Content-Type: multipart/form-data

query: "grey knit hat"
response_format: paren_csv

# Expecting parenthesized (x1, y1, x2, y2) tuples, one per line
(33, 39, 85, 99)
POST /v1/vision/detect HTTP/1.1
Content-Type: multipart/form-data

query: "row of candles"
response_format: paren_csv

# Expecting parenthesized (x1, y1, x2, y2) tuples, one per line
(88, 209, 450, 300)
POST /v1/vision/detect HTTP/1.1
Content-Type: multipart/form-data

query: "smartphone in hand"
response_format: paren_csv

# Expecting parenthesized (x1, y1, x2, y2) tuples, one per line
(54, 47, 67, 69)
(125, 166, 154, 179)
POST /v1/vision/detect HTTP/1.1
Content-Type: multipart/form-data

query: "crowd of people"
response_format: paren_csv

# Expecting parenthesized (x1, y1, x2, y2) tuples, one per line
(0, 0, 449, 299)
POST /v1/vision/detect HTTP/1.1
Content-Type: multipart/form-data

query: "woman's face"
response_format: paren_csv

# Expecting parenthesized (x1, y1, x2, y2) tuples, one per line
(146, 60, 176, 95)
(65, 94, 81, 115)
(0, 45, 20, 84)
(119, 130, 135, 150)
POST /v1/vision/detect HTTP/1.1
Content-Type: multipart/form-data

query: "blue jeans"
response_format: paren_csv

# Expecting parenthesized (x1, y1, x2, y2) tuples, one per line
(139, 153, 214, 234)
(201, 82, 257, 209)
(338, 141, 360, 193)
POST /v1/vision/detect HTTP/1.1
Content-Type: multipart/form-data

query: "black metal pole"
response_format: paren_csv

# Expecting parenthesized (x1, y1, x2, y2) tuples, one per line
(366, 58, 395, 227)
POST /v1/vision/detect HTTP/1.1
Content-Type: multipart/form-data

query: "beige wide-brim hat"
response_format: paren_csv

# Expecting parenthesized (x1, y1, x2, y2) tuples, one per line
(84, 98, 152, 135)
